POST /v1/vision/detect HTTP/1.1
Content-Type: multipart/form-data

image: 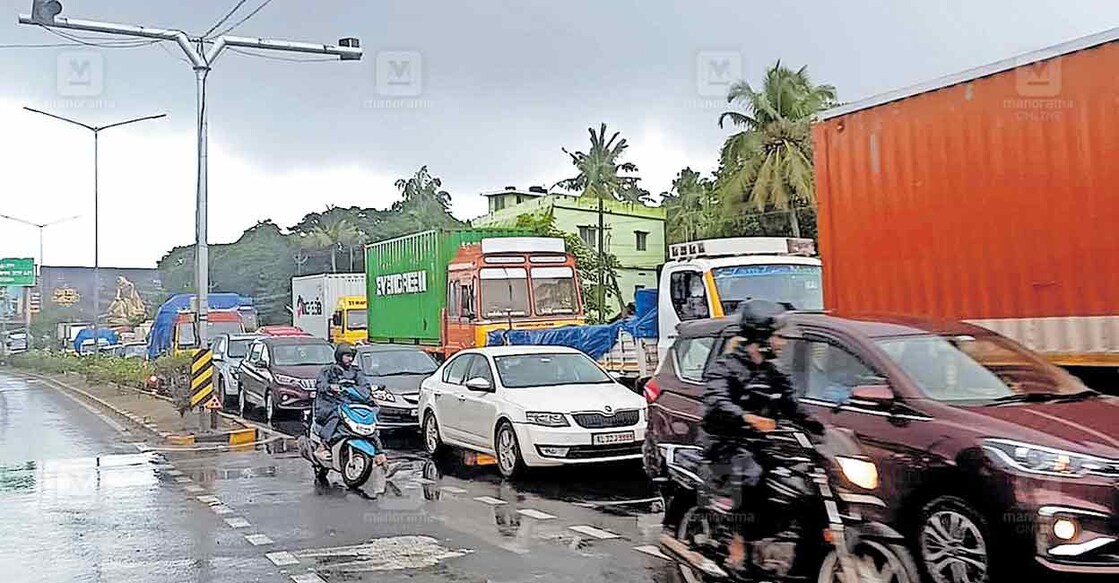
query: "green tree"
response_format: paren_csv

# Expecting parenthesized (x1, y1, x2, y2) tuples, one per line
(556, 123, 648, 319)
(716, 62, 836, 237)
(294, 208, 364, 273)
(662, 167, 724, 244)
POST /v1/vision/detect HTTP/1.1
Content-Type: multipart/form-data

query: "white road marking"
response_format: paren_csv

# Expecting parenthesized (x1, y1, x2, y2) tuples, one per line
(245, 534, 274, 546)
(516, 509, 556, 520)
(290, 574, 326, 583)
(266, 551, 300, 566)
(197, 495, 221, 504)
(166, 469, 184, 477)
(633, 545, 671, 560)
(679, 563, 700, 583)
(413, 477, 435, 484)
(183, 485, 205, 493)
(290, 536, 472, 572)
(440, 486, 468, 494)
(173, 477, 192, 484)
(210, 504, 234, 515)
(473, 496, 507, 506)
(225, 517, 251, 529)
(568, 525, 620, 540)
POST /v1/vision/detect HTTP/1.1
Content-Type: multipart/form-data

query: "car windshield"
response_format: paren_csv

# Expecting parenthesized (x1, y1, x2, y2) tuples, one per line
(271, 343, 334, 366)
(347, 310, 368, 330)
(712, 264, 823, 312)
(361, 349, 438, 376)
(494, 353, 613, 388)
(876, 334, 1091, 403)
(227, 339, 253, 359)
(480, 267, 530, 318)
(531, 266, 578, 315)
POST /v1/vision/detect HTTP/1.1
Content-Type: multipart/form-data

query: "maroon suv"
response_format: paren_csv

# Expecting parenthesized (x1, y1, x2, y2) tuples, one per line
(644, 313, 1118, 582)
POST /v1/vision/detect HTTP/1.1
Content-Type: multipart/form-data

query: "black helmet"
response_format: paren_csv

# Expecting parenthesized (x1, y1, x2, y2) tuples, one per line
(334, 342, 356, 365)
(737, 299, 787, 345)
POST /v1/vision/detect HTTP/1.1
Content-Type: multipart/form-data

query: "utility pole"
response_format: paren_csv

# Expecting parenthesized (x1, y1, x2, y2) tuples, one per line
(22, 108, 166, 354)
(19, 2, 362, 348)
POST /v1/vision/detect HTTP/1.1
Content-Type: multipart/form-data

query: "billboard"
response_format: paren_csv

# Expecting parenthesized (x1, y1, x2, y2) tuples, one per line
(37, 266, 163, 324)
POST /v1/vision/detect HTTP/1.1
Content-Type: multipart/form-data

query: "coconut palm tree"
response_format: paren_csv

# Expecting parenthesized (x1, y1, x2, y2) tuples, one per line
(556, 123, 647, 320)
(716, 63, 836, 236)
(663, 167, 721, 243)
(301, 209, 362, 273)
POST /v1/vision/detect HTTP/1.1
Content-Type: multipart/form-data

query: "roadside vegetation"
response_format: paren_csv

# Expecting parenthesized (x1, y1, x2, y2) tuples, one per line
(6, 350, 190, 394)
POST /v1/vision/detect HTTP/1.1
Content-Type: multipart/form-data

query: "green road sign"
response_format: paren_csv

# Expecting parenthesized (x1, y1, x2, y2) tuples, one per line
(0, 258, 36, 286)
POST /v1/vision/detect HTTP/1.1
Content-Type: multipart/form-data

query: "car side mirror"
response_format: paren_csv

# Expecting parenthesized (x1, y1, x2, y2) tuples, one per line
(465, 377, 492, 392)
(332, 313, 343, 327)
(850, 384, 895, 409)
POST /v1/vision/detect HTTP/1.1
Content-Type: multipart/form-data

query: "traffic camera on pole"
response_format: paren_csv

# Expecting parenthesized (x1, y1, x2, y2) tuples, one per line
(30, 0, 61, 25)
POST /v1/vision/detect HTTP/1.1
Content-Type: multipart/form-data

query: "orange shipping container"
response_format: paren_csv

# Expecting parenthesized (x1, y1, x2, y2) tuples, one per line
(813, 28, 1119, 368)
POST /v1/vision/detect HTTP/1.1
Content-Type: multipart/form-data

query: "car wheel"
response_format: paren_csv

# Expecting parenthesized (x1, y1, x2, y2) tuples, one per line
(918, 496, 992, 583)
(265, 391, 276, 425)
(494, 421, 525, 480)
(238, 384, 250, 417)
(642, 431, 661, 480)
(422, 412, 444, 455)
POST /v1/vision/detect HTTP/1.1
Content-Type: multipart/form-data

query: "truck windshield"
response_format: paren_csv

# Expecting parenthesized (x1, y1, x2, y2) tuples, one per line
(272, 343, 334, 366)
(531, 266, 578, 315)
(176, 321, 245, 348)
(712, 264, 823, 312)
(346, 310, 368, 330)
(876, 334, 1091, 403)
(480, 267, 530, 318)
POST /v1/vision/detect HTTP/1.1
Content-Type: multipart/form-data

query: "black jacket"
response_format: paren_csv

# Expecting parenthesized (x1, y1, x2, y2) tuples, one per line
(313, 363, 381, 448)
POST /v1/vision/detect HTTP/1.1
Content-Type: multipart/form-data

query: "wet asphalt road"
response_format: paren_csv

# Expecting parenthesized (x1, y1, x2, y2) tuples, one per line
(0, 371, 692, 583)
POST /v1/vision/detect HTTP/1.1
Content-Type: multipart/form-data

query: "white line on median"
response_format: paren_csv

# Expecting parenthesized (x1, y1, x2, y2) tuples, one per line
(516, 509, 556, 520)
(210, 504, 234, 515)
(245, 534, 274, 546)
(197, 495, 221, 504)
(568, 525, 620, 539)
(473, 496, 507, 506)
(183, 484, 205, 493)
(173, 477, 192, 484)
(633, 545, 670, 560)
(266, 551, 300, 566)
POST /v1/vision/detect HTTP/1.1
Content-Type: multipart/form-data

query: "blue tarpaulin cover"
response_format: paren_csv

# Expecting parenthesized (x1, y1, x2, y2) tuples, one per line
(72, 328, 119, 352)
(486, 289, 659, 359)
(147, 293, 253, 359)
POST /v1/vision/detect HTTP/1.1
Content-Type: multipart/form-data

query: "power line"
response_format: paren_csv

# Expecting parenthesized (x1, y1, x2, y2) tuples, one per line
(204, 0, 251, 39)
(213, 0, 277, 37)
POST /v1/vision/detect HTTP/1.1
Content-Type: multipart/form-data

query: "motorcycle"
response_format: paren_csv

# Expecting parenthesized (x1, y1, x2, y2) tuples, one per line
(657, 422, 920, 583)
(299, 379, 385, 489)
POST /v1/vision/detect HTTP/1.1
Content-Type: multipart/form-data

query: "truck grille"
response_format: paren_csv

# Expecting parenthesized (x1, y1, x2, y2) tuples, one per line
(571, 410, 639, 429)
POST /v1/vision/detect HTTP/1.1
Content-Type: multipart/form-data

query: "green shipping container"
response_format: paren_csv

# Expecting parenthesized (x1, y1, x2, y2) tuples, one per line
(365, 229, 527, 345)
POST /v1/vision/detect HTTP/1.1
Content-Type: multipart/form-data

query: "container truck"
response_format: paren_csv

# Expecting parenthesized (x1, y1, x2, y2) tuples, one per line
(290, 273, 366, 343)
(813, 28, 1118, 386)
(365, 229, 585, 357)
(147, 293, 256, 359)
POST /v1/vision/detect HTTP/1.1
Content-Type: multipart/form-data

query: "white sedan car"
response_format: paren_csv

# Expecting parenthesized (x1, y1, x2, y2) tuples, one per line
(419, 345, 648, 478)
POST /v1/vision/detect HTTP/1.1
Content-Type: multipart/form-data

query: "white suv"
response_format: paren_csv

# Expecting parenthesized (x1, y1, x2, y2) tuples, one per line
(419, 345, 648, 478)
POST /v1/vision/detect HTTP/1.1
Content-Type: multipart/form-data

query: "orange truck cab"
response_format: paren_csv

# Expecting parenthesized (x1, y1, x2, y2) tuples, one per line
(442, 237, 584, 356)
(172, 310, 246, 355)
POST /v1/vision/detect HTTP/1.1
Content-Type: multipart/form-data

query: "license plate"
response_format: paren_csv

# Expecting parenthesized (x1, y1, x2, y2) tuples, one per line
(593, 431, 635, 446)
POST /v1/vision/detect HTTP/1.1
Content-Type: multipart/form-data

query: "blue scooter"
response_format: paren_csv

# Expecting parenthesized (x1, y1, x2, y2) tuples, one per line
(300, 380, 384, 489)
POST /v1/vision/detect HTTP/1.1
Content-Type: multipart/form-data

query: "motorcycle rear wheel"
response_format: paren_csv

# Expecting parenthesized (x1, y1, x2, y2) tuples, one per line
(817, 539, 920, 583)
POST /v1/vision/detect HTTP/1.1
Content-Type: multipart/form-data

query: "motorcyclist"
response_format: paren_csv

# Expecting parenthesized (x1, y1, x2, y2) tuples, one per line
(313, 343, 385, 466)
(701, 299, 824, 571)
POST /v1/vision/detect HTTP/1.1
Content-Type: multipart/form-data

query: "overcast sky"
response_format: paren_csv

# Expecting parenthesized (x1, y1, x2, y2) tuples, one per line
(1, 0, 1115, 268)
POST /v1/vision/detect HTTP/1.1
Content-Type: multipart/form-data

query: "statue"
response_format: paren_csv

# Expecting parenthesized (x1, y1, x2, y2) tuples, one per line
(105, 276, 147, 327)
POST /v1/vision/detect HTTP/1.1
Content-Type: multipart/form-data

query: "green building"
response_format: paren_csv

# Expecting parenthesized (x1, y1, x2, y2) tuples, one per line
(471, 187, 666, 307)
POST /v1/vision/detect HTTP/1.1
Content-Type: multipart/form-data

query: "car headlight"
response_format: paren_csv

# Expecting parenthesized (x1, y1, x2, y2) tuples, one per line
(525, 411, 569, 427)
(371, 389, 395, 403)
(274, 374, 303, 387)
(983, 439, 1111, 477)
(836, 456, 879, 490)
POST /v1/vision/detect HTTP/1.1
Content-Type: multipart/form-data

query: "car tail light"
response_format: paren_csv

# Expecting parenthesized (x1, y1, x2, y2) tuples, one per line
(643, 377, 662, 404)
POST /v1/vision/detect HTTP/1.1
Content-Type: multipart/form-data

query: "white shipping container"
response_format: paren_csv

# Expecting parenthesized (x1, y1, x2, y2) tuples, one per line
(290, 273, 366, 340)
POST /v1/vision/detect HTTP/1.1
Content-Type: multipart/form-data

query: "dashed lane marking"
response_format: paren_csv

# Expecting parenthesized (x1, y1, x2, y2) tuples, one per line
(166, 469, 184, 477)
(197, 495, 221, 505)
(266, 551, 300, 566)
(173, 477, 192, 484)
(633, 545, 671, 560)
(225, 517, 251, 529)
(245, 534, 274, 546)
(516, 509, 556, 520)
(290, 574, 326, 583)
(210, 504, 234, 515)
(568, 525, 620, 540)
(183, 484, 205, 493)
(440, 486, 468, 494)
(473, 496, 507, 506)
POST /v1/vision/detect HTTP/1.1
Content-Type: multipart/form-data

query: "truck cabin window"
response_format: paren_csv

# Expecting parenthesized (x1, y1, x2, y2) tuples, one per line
(346, 310, 368, 330)
(712, 264, 823, 313)
(176, 322, 197, 347)
(480, 267, 529, 318)
(531, 266, 578, 315)
(669, 270, 710, 321)
(209, 321, 244, 338)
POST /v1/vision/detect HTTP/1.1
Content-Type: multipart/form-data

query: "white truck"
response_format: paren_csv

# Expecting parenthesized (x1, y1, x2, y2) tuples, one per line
(290, 273, 366, 341)
(598, 237, 823, 380)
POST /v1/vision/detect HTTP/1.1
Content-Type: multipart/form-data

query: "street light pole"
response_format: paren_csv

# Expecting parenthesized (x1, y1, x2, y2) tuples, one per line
(0, 213, 81, 272)
(18, 9, 362, 349)
(21, 107, 166, 354)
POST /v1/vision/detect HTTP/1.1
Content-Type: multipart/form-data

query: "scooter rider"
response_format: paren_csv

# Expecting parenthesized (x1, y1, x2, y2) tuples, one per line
(313, 343, 386, 465)
(701, 299, 824, 571)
